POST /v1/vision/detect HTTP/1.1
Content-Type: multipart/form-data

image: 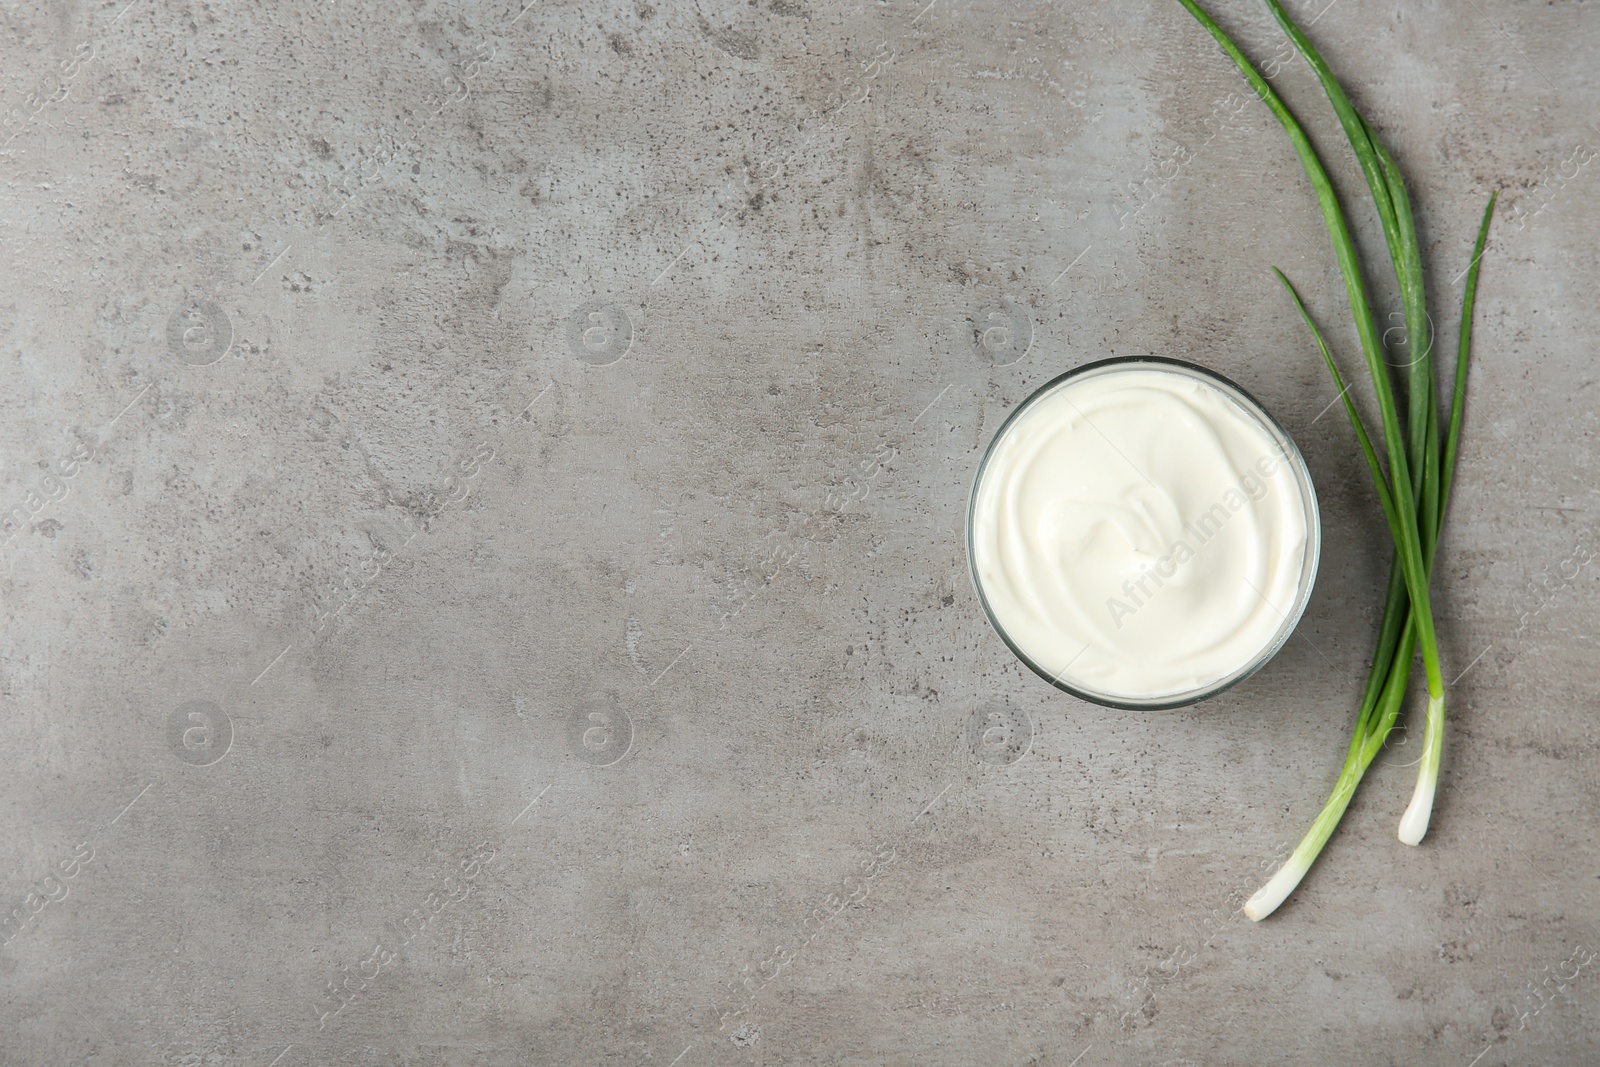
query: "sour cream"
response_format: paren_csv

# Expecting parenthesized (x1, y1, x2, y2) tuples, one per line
(968, 359, 1319, 707)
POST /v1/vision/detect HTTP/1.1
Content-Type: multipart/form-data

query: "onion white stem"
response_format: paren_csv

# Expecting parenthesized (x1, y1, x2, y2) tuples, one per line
(1397, 692, 1445, 845)
(1243, 772, 1361, 922)
(1243, 854, 1309, 922)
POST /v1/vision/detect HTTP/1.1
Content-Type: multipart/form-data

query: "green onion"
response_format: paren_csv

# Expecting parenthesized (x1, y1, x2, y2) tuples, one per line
(1170, 0, 1498, 918)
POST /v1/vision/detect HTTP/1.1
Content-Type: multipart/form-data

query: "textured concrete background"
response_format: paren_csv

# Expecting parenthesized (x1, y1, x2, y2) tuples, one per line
(1, 0, 1596, 1063)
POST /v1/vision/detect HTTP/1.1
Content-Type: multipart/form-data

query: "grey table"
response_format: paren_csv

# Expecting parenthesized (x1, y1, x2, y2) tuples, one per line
(2, 0, 1595, 1063)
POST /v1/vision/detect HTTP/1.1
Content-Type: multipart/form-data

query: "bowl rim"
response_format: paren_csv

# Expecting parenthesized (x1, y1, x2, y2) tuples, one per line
(965, 355, 1323, 711)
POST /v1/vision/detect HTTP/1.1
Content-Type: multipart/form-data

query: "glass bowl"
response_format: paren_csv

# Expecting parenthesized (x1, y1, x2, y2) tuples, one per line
(966, 356, 1322, 710)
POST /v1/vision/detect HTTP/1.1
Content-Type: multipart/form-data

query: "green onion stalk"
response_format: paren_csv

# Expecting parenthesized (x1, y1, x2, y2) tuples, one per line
(1170, 0, 1498, 919)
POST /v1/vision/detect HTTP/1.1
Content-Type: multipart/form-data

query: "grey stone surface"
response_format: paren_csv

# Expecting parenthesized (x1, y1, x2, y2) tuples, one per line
(1, 0, 1596, 1063)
